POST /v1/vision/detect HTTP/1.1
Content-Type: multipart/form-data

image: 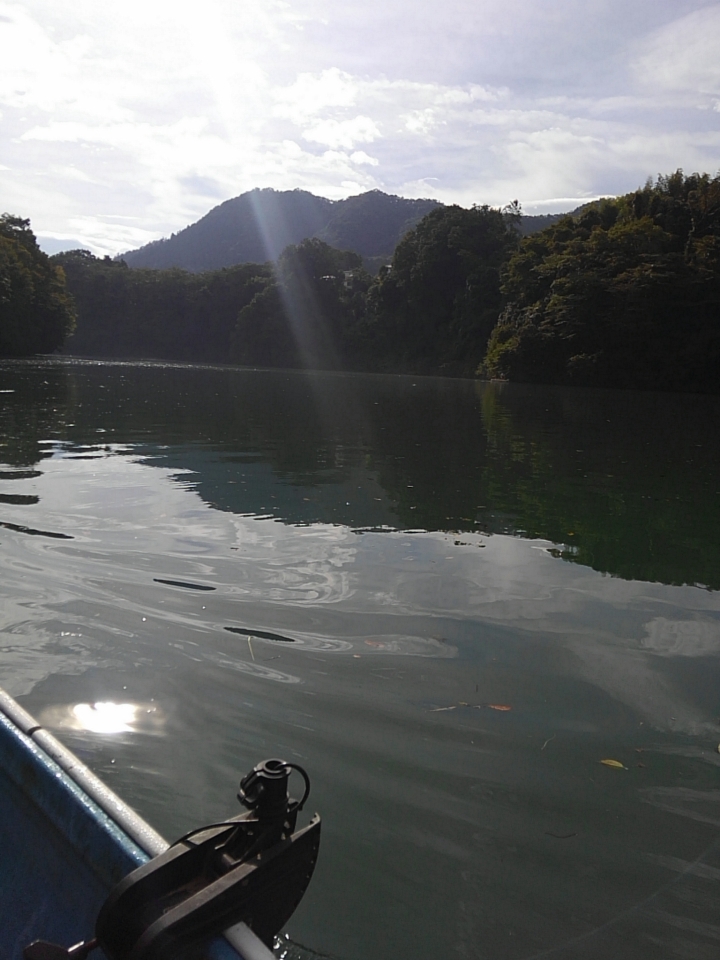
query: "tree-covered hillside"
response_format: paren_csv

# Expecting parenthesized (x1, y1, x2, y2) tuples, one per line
(357, 204, 520, 376)
(483, 171, 720, 391)
(53, 170, 720, 394)
(0, 214, 75, 356)
(317, 190, 440, 261)
(121, 190, 333, 273)
(120, 189, 440, 273)
(232, 238, 371, 370)
(55, 251, 271, 361)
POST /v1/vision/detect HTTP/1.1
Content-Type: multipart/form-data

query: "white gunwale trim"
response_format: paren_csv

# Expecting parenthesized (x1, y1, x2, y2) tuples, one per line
(0, 685, 167, 856)
(0, 685, 275, 960)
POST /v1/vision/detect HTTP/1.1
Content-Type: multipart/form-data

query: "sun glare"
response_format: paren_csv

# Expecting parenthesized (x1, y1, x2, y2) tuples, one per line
(71, 701, 139, 733)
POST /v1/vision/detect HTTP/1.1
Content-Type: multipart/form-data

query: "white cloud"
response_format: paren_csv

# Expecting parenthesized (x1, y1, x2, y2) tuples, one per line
(1, 0, 718, 253)
(65, 216, 161, 254)
(403, 109, 438, 136)
(273, 68, 360, 123)
(350, 150, 379, 166)
(634, 6, 720, 98)
(302, 115, 380, 149)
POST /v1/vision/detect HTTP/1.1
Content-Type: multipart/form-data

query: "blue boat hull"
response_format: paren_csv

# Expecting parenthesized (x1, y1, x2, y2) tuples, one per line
(0, 709, 148, 959)
(0, 690, 271, 960)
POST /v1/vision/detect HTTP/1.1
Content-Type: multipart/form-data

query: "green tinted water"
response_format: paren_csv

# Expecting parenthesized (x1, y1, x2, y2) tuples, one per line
(2, 359, 720, 960)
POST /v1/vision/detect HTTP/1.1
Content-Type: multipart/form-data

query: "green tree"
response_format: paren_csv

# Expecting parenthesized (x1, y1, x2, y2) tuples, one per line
(53, 250, 270, 361)
(361, 205, 519, 375)
(0, 215, 76, 356)
(232, 238, 371, 370)
(484, 172, 720, 392)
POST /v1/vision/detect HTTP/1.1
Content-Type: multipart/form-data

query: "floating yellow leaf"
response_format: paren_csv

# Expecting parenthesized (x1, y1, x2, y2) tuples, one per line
(600, 759, 627, 769)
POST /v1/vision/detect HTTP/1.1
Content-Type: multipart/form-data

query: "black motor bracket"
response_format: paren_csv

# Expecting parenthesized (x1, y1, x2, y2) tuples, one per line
(24, 759, 321, 960)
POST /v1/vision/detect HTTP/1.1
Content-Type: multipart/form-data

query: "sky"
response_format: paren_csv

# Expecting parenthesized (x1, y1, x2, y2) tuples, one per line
(1, 0, 719, 256)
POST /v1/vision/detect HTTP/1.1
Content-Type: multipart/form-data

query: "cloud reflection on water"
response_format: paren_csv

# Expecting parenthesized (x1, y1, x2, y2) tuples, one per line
(0, 440, 719, 739)
(4, 362, 720, 960)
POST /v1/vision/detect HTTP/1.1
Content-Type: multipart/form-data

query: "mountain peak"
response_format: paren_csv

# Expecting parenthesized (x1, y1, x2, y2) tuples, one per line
(120, 188, 441, 272)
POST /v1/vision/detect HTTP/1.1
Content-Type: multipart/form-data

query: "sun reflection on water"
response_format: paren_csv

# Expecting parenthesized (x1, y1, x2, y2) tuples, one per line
(38, 701, 164, 735)
(72, 701, 138, 733)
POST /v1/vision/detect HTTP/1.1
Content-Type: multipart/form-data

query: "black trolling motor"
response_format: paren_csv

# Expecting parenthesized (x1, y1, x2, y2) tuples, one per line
(25, 759, 321, 960)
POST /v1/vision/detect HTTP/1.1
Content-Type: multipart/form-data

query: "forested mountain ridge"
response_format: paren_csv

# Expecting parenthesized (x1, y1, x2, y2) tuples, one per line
(119, 189, 440, 273)
(49, 169, 720, 394)
(119, 188, 568, 274)
(57, 206, 515, 373)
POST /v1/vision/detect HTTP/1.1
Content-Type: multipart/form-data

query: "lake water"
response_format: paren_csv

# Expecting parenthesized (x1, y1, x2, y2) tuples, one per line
(2, 358, 720, 960)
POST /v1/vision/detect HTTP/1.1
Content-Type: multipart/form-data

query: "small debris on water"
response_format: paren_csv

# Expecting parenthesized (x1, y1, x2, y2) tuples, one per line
(0, 520, 72, 539)
(225, 626, 295, 642)
(154, 578, 216, 591)
(600, 759, 627, 769)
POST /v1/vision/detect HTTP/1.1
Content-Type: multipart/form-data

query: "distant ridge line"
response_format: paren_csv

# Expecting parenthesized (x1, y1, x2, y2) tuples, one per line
(119, 188, 440, 273)
(119, 187, 574, 273)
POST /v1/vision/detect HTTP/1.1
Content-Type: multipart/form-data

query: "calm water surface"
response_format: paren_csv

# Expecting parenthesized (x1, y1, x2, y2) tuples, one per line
(2, 358, 720, 960)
